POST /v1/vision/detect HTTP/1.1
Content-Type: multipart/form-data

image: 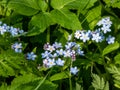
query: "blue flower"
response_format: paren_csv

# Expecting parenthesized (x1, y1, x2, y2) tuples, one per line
(70, 67, 79, 75)
(77, 49, 84, 56)
(63, 50, 71, 57)
(41, 51, 52, 58)
(97, 17, 112, 27)
(53, 42, 62, 49)
(91, 32, 103, 43)
(56, 58, 65, 66)
(65, 42, 76, 49)
(12, 42, 22, 53)
(47, 59, 56, 68)
(9, 28, 18, 36)
(56, 49, 64, 56)
(101, 25, 111, 34)
(26, 52, 37, 60)
(0, 26, 7, 35)
(106, 35, 115, 44)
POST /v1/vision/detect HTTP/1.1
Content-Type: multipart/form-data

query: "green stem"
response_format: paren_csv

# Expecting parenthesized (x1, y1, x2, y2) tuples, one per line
(93, 63, 102, 76)
(34, 70, 51, 90)
(47, 28, 50, 43)
(69, 60, 73, 90)
(69, 72, 72, 90)
(45, 0, 50, 43)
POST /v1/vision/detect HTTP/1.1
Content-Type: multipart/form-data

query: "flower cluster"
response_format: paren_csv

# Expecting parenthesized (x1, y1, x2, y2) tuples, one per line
(41, 42, 83, 74)
(74, 17, 115, 44)
(0, 21, 24, 36)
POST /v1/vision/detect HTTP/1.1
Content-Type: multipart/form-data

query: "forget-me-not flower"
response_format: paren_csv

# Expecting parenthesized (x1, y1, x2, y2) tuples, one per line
(70, 67, 79, 75)
(12, 42, 22, 53)
(56, 58, 65, 66)
(106, 35, 115, 44)
(26, 52, 37, 60)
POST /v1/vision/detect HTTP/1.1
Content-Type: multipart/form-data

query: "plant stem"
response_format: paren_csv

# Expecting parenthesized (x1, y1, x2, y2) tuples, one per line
(47, 28, 50, 43)
(69, 73, 72, 90)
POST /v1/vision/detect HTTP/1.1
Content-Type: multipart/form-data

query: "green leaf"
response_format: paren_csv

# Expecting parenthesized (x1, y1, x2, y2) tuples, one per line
(37, 0, 48, 11)
(8, 0, 40, 16)
(102, 42, 119, 56)
(50, 71, 69, 81)
(81, 5, 102, 29)
(114, 54, 120, 64)
(104, 0, 120, 8)
(107, 65, 120, 88)
(76, 83, 83, 90)
(0, 49, 25, 77)
(28, 12, 54, 36)
(103, 81, 109, 90)
(51, 0, 75, 9)
(9, 74, 57, 90)
(51, 9, 82, 30)
(65, 0, 97, 10)
(92, 74, 105, 90)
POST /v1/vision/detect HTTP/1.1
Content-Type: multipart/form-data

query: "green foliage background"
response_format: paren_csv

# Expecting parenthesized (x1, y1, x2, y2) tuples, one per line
(0, 0, 120, 90)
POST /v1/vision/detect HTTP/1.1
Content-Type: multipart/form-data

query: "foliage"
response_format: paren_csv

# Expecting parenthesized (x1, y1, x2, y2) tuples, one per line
(0, 0, 120, 90)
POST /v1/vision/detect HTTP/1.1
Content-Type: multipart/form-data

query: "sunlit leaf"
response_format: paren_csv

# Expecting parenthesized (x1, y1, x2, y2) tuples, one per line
(8, 0, 40, 16)
(102, 42, 119, 56)
(50, 71, 69, 81)
(51, 9, 82, 30)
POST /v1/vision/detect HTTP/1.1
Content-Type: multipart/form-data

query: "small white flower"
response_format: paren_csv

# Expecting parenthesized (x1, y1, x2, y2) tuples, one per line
(56, 58, 65, 66)
(64, 50, 71, 57)
(80, 32, 90, 42)
(92, 32, 102, 42)
(56, 49, 64, 56)
(47, 59, 56, 68)
(74, 30, 81, 39)
(101, 25, 111, 34)
(0, 26, 7, 35)
(47, 45, 55, 52)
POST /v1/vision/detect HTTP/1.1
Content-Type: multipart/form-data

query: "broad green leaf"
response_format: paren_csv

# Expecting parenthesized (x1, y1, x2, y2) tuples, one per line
(50, 71, 69, 81)
(28, 12, 54, 36)
(81, 5, 102, 29)
(8, 0, 40, 16)
(51, 9, 82, 30)
(92, 74, 105, 89)
(51, 0, 75, 9)
(65, 0, 97, 10)
(114, 54, 120, 64)
(30, 12, 54, 29)
(37, 0, 48, 11)
(102, 42, 119, 56)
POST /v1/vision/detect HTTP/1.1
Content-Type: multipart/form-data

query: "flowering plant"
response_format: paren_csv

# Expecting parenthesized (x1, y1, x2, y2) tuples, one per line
(0, 0, 120, 90)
